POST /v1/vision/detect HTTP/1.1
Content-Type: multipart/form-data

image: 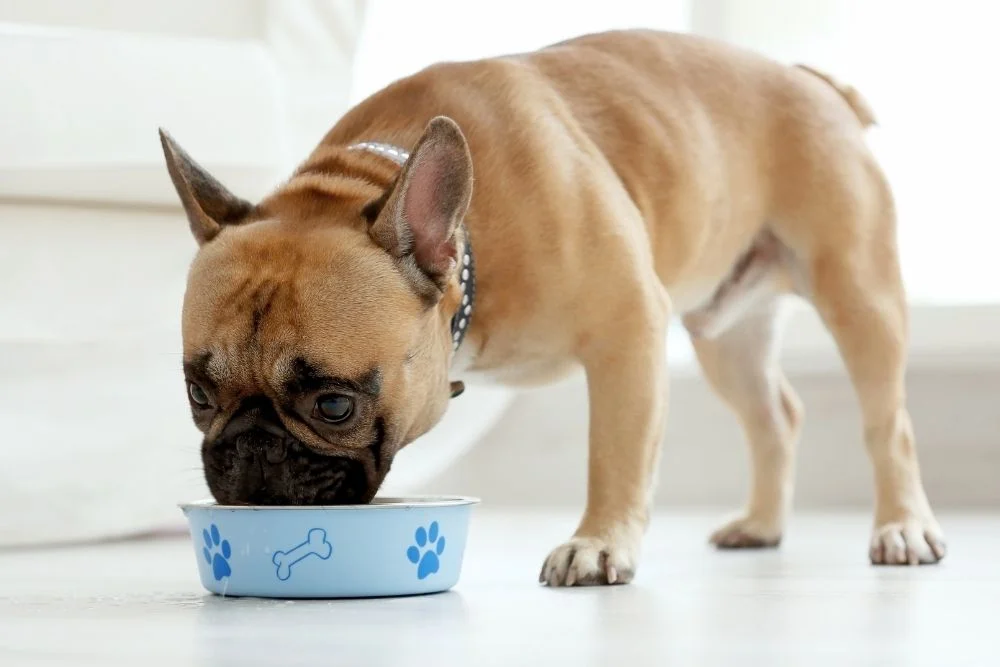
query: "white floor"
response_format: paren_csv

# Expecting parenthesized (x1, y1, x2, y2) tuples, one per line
(2, 510, 998, 666)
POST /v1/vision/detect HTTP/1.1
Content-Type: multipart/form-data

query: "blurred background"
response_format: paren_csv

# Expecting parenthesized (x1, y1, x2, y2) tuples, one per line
(1, 0, 997, 547)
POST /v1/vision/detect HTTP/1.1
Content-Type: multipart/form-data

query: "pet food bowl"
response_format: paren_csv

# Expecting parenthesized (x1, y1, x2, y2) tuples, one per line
(179, 496, 478, 598)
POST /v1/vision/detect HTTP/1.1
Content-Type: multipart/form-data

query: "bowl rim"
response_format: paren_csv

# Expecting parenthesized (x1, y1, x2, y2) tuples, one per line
(178, 495, 480, 511)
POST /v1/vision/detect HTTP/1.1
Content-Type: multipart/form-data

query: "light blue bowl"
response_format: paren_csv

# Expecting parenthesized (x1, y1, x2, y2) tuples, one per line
(179, 496, 478, 599)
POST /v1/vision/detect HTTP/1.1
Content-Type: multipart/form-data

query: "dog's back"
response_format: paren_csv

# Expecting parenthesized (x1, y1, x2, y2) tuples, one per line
(328, 30, 881, 315)
(523, 30, 883, 297)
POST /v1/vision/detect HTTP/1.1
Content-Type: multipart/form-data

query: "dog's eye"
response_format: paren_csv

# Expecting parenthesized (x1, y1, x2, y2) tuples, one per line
(314, 394, 354, 424)
(188, 382, 210, 408)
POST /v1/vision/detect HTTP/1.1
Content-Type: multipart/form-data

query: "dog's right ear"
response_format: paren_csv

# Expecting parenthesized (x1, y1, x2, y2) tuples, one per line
(159, 129, 253, 245)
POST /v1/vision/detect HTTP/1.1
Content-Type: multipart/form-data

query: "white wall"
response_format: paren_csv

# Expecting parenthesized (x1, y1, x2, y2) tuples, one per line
(692, 0, 1000, 305)
(0, 1, 280, 546)
(0, 0, 263, 39)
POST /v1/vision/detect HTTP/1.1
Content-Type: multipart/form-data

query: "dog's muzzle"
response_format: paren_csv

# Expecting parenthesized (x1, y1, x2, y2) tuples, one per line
(202, 396, 370, 505)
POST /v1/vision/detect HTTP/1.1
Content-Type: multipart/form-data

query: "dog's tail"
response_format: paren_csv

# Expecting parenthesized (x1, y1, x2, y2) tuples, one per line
(794, 64, 877, 128)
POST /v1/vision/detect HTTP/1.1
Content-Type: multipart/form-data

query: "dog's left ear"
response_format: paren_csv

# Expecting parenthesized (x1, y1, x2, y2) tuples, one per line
(368, 116, 473, 298)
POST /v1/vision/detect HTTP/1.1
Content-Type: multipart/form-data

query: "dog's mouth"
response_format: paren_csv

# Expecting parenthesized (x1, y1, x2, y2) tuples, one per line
(202, 431, 376, 506)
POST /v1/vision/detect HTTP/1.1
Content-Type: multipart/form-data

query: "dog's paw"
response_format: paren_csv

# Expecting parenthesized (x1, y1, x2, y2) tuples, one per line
(870, 518, 946, 565)
(539, 536, 636, 587)
(709, 514, 783, 549)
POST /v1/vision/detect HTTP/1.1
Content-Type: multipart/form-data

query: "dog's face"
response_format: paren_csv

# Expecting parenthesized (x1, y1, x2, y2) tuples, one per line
(162, 118, 473, 505)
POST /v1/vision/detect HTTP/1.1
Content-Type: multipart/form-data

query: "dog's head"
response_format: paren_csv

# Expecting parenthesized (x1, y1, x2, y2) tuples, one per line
(162, 117, 473, 505)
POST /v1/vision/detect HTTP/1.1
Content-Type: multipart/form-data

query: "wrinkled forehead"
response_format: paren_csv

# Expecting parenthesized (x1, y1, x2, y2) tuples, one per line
(181, 223, 421, 387)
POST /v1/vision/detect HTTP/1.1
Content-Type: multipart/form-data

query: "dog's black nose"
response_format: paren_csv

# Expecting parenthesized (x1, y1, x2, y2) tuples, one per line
(204, 396, 374, 505)
(220, 395, 287, 441)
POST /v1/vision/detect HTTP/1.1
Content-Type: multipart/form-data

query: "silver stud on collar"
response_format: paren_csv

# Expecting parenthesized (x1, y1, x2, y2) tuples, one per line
(348, 141, 410, 166)
(452, 246, 474, 351)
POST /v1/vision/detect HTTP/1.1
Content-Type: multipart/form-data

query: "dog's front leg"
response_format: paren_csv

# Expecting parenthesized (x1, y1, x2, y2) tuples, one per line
(539, 287, 670, 586)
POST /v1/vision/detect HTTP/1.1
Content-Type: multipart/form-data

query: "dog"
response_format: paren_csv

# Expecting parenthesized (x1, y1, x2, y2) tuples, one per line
(162, 29, 945, 587)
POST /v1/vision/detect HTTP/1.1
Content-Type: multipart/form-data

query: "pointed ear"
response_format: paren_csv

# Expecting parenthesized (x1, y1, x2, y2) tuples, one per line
(158, 129, 253, 245)
(368, 116, 473, 298)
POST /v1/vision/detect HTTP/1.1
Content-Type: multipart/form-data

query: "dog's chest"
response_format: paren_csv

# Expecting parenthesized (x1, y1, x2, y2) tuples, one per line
(450, 339, 580, 388)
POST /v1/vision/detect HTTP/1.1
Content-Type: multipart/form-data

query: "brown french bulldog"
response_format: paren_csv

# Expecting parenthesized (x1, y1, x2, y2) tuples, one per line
(163, 29, 945, 587)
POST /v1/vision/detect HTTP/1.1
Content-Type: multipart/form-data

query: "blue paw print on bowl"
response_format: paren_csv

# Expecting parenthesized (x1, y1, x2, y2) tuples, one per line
(202, 524, 232, 581)
(406, 521, 445, 579)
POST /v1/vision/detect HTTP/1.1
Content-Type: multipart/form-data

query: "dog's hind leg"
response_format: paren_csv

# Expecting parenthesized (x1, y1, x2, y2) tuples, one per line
(800, 164, 945, 565)
(690, 299, 803, 548)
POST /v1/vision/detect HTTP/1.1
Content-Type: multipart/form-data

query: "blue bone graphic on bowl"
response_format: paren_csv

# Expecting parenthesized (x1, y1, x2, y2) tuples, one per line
(272, 528, 333, 581)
